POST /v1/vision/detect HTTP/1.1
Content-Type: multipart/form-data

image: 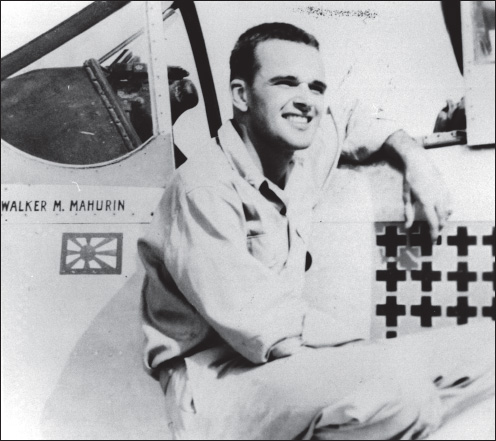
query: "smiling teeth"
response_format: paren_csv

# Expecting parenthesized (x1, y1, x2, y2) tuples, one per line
(286, 115, 309, 123)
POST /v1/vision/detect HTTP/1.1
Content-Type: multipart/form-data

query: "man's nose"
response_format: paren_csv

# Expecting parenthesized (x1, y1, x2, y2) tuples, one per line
(293, 101, 311, 113)
(293, 84, 315, 112)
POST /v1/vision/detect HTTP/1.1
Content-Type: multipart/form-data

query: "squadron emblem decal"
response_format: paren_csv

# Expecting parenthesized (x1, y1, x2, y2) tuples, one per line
(60, 233, 123, 275)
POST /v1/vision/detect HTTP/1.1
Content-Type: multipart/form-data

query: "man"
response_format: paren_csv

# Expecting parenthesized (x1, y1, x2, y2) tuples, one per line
(138, 23, 495, 440)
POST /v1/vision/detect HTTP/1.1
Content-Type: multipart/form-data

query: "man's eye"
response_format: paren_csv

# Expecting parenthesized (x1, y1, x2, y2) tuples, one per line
(276, 80, 297, 87)
(310, 84, 326, 95)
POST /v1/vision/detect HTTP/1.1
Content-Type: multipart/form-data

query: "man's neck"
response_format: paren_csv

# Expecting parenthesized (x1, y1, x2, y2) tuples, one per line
(233, 120, 294, 189)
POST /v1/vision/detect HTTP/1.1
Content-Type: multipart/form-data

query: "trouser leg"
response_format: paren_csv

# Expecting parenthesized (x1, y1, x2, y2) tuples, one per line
(178, 342, 438, 440)
(311, 320, 495, 440)
(396, 320, 495, 422)
(162, 321, 494, 440)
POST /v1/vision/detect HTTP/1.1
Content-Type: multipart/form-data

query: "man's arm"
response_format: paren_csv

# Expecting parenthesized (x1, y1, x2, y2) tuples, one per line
(333, 98, 453, 241)
(163, 183, 363, 363)
(382, 129, 453, 241)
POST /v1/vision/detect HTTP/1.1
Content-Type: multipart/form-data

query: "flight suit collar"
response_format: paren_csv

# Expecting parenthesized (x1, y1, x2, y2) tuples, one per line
(217, 120, 304, 213)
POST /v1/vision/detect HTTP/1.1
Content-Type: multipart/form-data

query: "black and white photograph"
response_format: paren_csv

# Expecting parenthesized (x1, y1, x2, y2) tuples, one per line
(1, 1, 495, 439)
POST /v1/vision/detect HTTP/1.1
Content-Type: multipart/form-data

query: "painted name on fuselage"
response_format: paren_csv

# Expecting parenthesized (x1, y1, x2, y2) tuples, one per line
(1, 199, 125, 212)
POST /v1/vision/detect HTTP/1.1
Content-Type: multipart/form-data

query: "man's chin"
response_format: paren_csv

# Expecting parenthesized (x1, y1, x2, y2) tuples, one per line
(287, 127, 319, 150)
(284, 135, 315, 151)
(270, 131, 316, 152)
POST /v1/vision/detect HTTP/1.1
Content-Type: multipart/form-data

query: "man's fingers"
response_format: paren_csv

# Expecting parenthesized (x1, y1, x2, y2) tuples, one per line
(403, 180, 415, 229)
(405, 199, 415, 230)
(424, 204, 440, 243)
(437, 190, 454, 230)
(437, 205, 452, 231)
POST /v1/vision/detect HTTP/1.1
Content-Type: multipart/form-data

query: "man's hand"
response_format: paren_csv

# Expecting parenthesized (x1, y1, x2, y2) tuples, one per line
(383, 130, 453, 242)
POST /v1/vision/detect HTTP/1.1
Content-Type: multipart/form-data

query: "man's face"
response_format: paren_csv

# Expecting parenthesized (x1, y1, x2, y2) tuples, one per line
(246, 39, 326, 152)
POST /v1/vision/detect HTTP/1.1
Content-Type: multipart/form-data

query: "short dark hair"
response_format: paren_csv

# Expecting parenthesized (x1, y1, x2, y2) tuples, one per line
(229, 22, 320, 84)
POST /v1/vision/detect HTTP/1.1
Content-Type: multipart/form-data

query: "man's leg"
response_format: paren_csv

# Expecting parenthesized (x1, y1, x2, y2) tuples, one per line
(311, 320, 495, 440)
(383, 320, 495, 422)
(164, 321, 494, 440)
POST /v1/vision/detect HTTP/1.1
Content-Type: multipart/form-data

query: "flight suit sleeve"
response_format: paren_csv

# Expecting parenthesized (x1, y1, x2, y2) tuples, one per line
(309, 98, 402, 201)
(339, 98, 403, 162)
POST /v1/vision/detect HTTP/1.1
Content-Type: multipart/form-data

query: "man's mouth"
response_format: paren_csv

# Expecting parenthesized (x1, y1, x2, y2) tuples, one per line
(282, 114, 312, 126)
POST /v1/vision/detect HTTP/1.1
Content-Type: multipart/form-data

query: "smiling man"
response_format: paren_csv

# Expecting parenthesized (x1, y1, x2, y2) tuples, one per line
(138, 23, 495, 440)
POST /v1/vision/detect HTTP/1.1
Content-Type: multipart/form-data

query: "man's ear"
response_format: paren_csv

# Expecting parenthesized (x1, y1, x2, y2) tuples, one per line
(231, 79, 249, 112)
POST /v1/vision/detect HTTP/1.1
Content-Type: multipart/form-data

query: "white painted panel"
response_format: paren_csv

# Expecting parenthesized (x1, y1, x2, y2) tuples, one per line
(462, 1, 496, 146)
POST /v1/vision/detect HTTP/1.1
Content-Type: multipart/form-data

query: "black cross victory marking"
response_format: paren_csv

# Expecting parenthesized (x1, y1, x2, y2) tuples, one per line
(377, 262, 407, 291)
(447, 297, 477, 325)
(483, 262, 495, 291)
(482, 297, 495, 321)
(483, 228, 495, 256)
(408, 222, 440, 256)
(411, 262, 442, 291)
(377, 226, 407, 257)
(447, 227, 477, 256)
(447, 262, 477, 291)
(411, 296, 442, 327)
(377, 296, 407, 327)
